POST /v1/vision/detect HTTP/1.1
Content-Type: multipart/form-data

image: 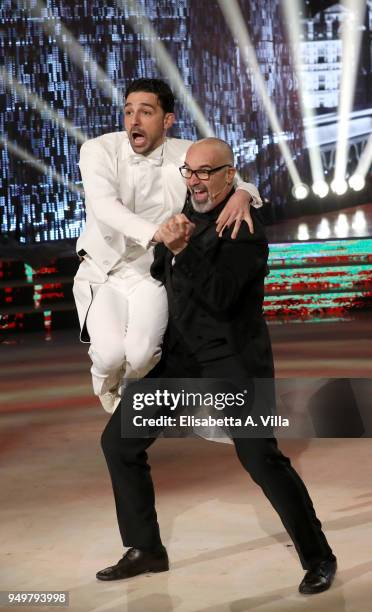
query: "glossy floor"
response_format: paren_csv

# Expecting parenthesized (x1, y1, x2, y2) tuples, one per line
(1, 316, 372, 611)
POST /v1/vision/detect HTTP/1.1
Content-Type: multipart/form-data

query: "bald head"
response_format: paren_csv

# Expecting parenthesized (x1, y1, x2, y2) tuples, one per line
(188, 137, 234, 166)
(184, 137, 236, 212)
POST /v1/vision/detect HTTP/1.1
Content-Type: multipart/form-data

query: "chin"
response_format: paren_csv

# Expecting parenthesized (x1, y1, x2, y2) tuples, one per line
(131, 145, 147, 154)
(129, 139, 149, 154)
(191, 197, 216, 213)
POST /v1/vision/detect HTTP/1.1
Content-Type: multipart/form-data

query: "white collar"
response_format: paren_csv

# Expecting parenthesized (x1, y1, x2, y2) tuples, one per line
(127, 140, 166, 167)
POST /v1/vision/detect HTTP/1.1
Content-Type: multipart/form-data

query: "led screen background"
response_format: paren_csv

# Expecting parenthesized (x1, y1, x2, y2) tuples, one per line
(1, 0, 371, 243)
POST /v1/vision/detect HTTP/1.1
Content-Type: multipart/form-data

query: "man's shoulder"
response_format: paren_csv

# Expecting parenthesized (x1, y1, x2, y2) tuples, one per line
(80, 131, 127, 155)
(165, 137, 194, 161)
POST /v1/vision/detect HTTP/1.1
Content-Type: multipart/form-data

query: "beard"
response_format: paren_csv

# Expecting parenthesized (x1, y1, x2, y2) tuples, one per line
(190, 192, 217, 213)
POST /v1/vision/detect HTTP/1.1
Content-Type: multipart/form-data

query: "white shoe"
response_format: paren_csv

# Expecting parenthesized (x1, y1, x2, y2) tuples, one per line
(98, 390, 122, 414)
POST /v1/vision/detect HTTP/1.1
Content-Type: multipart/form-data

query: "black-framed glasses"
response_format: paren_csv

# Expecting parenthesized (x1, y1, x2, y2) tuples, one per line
(179, 164, 232, 181)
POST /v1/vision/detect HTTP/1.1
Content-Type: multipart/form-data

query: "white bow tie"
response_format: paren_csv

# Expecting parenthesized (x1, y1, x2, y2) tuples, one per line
(128, 153, 163, 167)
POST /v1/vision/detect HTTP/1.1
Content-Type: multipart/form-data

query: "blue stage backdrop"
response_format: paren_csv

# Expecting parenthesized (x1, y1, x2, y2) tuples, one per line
(1, 0, 372, 243)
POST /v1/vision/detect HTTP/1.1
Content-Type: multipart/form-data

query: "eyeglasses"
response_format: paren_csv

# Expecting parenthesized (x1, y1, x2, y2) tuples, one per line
(179, 164, 232, 181)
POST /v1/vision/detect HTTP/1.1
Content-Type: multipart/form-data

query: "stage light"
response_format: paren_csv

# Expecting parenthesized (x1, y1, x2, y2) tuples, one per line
(330, 178, 348, 195)
(312, 181, 329, 198)
(0, 67, 87, 144)
(332, 0, 366, 189)
(292, 183, 310, 200)
(116, 0, 214, 137)
(21, 0, 122, 107)
(351, 210, 367, 232)
(348, 174, 365, 191)
(0, 135, 83, 196)
(316, 218, 331, 239)
(334, 213, 349, 238)
(217, 0, 304, 190)
(297, 223, 310, 240)
(282, 0, 326, 189)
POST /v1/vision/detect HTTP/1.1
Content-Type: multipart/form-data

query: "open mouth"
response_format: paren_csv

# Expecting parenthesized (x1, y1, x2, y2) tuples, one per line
(191, 187, 208, 201)
(131, 130, 147, 146)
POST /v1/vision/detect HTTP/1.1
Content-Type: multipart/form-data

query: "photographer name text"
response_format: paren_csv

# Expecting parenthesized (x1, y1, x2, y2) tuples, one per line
(132, 415, 289, 428)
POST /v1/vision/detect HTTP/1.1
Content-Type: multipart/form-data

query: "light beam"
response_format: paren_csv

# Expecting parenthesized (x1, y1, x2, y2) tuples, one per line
(218, 0, 305, 193)
(0, 67, 87, 144)
(0, 135, 83, 196)
(333, 0, 366, 187)
(115, 0, 214, 137)
(282, 0, 326, 192)
(20, 0, 122, 107)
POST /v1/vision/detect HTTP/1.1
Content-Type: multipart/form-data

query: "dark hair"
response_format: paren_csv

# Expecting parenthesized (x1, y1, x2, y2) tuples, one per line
(125, 78, 175, 114)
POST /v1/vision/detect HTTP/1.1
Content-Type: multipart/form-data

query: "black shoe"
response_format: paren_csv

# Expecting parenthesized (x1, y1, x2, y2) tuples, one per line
(299, 558, 337, 595)
(96, 546, 169, 581)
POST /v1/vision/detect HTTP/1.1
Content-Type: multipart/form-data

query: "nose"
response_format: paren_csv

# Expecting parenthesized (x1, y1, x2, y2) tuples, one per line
(130, 111, 140, 127)
(188, 172, 201, 187)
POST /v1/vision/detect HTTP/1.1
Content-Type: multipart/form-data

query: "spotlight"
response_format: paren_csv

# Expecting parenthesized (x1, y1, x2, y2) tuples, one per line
(330, 179, 348, 195)
(297, 223, 310, 241)
(316, 218, 331, 240)
(334, 213, 349, 238)
(351, 210, 367, 232)
(312, 181, 329, 198)
(292, 183, 310, 200)
(348, 174, 365, 191)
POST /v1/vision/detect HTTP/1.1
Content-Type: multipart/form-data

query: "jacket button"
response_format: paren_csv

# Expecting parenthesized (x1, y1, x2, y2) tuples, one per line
(104, 235, 112, 242)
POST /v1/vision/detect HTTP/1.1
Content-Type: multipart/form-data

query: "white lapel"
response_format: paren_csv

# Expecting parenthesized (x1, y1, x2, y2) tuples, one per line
(117, 133, 136, 211)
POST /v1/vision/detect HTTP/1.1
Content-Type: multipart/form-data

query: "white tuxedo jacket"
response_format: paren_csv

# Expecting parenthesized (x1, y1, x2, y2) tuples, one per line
(73, 131, 262, 336)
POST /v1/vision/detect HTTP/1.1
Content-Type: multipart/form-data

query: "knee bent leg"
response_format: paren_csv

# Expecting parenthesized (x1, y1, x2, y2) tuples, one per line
(125, 336, 162, 377)
(89, 344, 126, 375)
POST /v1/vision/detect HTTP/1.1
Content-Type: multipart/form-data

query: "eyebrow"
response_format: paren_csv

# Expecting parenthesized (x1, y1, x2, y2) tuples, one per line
(124, 102, 156, 110)
(184, 164, 213, 169)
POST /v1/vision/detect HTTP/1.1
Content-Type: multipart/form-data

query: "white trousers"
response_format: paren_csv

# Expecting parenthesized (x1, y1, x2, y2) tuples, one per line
(85, 273, 168, 398)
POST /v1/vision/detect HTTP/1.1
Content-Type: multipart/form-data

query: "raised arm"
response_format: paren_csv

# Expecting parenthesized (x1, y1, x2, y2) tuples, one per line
(216, 178, 262, 237)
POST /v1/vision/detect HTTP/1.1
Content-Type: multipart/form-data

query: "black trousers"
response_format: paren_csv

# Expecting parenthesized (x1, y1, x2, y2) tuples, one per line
(101, 350, 335, 570)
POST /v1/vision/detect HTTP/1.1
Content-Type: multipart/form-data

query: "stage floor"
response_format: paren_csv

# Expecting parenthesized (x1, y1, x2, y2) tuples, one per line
(1, 314, 371, 414)
(1, 315, 372, 611)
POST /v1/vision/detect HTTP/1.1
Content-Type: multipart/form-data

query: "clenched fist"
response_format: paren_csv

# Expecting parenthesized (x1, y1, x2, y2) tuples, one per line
(155, 214, 196, 255)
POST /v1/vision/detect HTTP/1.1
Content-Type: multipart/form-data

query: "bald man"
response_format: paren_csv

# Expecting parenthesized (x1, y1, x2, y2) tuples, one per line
(98, 138, 337, 595)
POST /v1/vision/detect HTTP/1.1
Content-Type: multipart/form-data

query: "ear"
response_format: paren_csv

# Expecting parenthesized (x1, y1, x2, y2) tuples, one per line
(163, 113, 175, 131)
(226, 167, 236, 184)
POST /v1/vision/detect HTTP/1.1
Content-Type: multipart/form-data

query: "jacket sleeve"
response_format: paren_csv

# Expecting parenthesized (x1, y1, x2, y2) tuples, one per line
(79, 140, 158, 248)
(150, 243, 168, 283)
(173, 235, 268, 313)
(234, 175, 262, 208)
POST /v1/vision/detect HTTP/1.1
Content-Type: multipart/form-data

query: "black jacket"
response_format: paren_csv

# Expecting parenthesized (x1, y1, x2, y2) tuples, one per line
(150, 196, 274, 377)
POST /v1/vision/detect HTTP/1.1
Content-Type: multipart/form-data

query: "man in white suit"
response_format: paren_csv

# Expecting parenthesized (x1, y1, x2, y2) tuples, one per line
(73, 78, 262, 413)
